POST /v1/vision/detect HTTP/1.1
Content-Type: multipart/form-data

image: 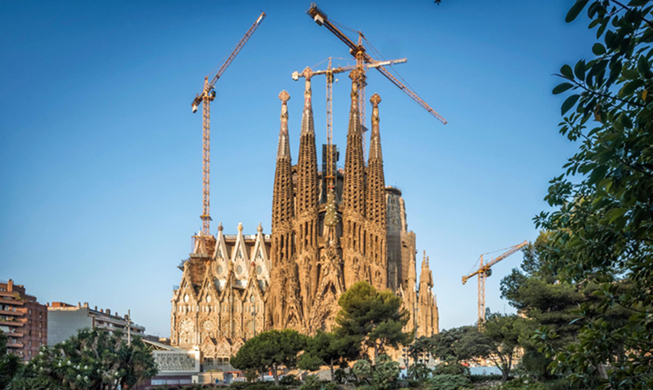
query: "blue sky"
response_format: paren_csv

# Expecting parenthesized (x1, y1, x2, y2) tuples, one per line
(0, 0, 595, 337)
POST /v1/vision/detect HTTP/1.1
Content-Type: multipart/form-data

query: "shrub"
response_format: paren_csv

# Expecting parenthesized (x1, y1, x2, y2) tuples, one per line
(280, 374, 301, 386)
(372, 355, 400, 390)
(352, 359, 373, 385)
(498, 379, 548, 390)
(428, 374, 472, 390)
(431, 363, 469, 377)
(301, 375, 323, 390)
(469, 374, 503, 383)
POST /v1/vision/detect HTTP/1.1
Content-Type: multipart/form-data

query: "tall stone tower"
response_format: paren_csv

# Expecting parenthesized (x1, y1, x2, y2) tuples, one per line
(365, 93, 388, 291)
(295, 74, 320, 323)
(266, 71, 435, 334)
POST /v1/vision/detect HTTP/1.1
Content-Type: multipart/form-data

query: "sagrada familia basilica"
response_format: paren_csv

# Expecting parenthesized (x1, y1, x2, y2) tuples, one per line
(170, 70, 439, 366)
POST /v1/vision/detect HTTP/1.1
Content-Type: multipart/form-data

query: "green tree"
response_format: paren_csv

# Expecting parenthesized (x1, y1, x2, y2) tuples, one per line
(428, 326, 489, 365)
(298, 330, 359, 381)
(231, 329, 306, 386)
(335, 281, 411, 360)
(536, 0, 653, 388)
(9, 328, 156, 390)
(371, 354, 400, 390)
(0, 330, 20, 390)
(482, 313, 526, 383)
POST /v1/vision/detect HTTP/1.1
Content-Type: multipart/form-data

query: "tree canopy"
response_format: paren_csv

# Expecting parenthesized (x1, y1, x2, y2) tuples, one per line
(8, 328, 156, 390)
(298, 330, 359, 381)
(536, 0, 653, 388)
(334, 281, 411, 360)
(231, 329, 306, 386)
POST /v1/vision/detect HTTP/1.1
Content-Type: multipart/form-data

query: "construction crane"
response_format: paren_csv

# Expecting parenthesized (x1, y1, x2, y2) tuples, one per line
(191, 12, 265, 235)
(306, 3, 447, 129)
(462, 241, 528, 328)
(291, 57, 407, 191)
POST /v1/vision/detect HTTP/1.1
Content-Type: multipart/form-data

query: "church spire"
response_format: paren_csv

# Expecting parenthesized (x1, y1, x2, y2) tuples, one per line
(366, 93, 386, 227)
(276, 90, 291, 160)
(342, 69, 366, 216)
(368, 93, 383, 161)
(295, 68, 320, 313)
(272, 90, 294, 233)
(296, 68, 319, 215)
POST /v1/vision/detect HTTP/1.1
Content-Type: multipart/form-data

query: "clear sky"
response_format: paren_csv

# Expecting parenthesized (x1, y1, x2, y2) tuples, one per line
(0, 0, 595, 337)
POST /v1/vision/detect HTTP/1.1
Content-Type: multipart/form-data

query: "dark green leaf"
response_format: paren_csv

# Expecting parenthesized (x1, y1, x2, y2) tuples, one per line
(592, 43, 606, 55)
(637, 55, 649, 75)
(553, 83, 574, 94)
(566, 0, 590, 22)
(562, 94, 581, 115)
(561, 64, 574, 79)
(620, 79, 644, 97)
(575, 60, 586, 80)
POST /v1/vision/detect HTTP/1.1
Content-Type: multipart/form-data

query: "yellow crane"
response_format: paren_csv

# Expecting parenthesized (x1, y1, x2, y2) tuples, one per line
(291, 57, 407, 191)
(306, 3, 447, 128)
(191, 12, 266, 235)
(462, 241, 528, 328)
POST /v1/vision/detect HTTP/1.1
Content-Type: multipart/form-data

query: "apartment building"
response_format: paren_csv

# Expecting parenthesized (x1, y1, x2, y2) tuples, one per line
(0, 279, 47, 360)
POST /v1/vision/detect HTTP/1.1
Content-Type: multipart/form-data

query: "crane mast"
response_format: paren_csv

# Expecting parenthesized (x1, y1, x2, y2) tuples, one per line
(462, 240, 528, 328)
(191, 12, 266, 235)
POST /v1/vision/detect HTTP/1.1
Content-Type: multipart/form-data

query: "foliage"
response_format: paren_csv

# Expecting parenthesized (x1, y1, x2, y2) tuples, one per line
(535, 0, 653, 388)
(371, 355, 400, 390)
(335, 282, 411, 359)
(0, 331, 20, 389)
(279, 374, 301, 386)
(482, 313, 527, 383)
(229, 382, 287, 390)
(407, 336, 433, 365)
(407, 363, 431, 382)
(352, 359, 372, 385)
(8, 328, 156, 390)
(469, 373, 503, 383)
(431, 360, 469, 377)
(427, 326, 489, 364)
(497, 379, 548, 390)
(231, 329, 306, 387)
(428, 374, 472, 390)
(300, 375, 322, 390)
(299, 330, 358, 381)
(333, 368, 350, 384)
(244, 369, 260, 383)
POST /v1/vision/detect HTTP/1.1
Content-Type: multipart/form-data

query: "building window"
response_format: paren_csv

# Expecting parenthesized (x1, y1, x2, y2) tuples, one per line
(38, 322, 41, 329)
(38, 331, 41, 338)
(28, 350, 31, 357)
(28, 341, 31, 347)
(29, 309, 32, 315)
(39, 313, 42, 319)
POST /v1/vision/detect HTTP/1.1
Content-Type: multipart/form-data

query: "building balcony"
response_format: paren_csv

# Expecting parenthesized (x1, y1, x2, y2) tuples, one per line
(0, 310, 23, 317)
(0, 319, 24, 327)
(7, 332, 24, 338)
(7, 342, 24, 349)
(0, 297, 23, 306)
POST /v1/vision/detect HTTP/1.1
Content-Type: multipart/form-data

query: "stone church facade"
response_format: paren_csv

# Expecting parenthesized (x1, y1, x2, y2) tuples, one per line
(171, 70, 438, 361)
